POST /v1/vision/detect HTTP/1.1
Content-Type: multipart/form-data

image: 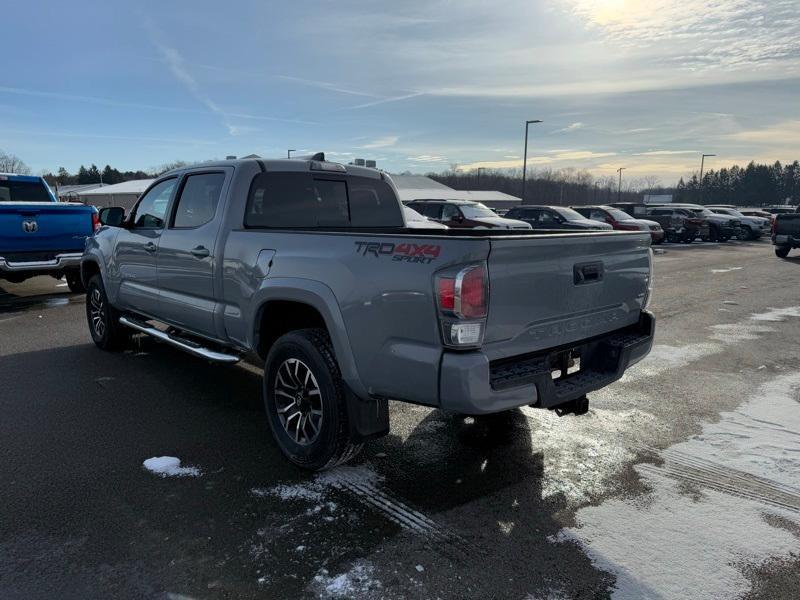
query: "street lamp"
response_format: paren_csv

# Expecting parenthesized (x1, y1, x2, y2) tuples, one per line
(522, 119, 543, 203)
(617, 167, 626, 202)
(287, 149, 296, 159)
(699, 153, 716, 203)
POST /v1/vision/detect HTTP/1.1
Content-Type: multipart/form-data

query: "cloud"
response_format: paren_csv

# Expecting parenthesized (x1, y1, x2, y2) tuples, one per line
(553, 122, 585, 133)
(565, 0, 800, 72)
(360, 136, 399, 149)
(406, 154, 445, 163)
(727, 120, 800, 145)
(346, 92, 425, 110)
(635, 150, 698, 156)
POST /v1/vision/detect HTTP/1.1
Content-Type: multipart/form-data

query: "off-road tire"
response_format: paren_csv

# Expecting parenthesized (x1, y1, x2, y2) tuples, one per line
(86, 274, 130, 351)
(264, 328, 362, 470)
(775, 246, 791, 258)
(65, 269, 86, 293)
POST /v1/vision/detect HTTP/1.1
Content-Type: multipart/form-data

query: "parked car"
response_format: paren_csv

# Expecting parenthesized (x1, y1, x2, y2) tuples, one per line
(571, 205, 664, 244)
(504, 205, 612, 231)
(403, 205, 448, 229)
(406, 199, 531, 230)
(82, 155, 655, 470)
(739, 208, 773, 220)
(772, 205, 800, 258)
(761, 206, 797, 215)
(644, 206, 708, 243)
(707, 206, 769, 240)
(0, 172, 98, 291)
(654, 203, 739, 242)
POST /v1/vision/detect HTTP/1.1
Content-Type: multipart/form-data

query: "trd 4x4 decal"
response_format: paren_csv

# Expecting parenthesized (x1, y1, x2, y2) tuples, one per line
(355, 241, 441, 264)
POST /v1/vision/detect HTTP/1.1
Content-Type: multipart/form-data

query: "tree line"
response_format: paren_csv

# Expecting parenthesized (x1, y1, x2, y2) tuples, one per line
(428, 160, 800, 207)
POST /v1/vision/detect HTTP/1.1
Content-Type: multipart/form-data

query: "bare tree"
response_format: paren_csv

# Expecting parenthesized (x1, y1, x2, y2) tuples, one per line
(0, 150, 32, 175)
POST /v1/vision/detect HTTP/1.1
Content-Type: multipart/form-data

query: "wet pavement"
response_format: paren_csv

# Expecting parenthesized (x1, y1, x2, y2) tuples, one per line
(1, 240, 799, 599)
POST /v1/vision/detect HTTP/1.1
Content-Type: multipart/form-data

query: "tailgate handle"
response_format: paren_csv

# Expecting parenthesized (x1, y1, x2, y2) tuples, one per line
(574, 261, 604, 285)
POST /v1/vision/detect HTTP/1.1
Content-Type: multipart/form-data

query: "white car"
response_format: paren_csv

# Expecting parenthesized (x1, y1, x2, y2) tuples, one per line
(707, 206, 770, 240)
(403, 205, 449, 229)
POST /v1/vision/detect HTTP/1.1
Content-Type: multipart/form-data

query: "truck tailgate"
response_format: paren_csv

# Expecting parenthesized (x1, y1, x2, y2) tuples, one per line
(776, 214, 800, 237)
(483, 231, 651, 361)
(0, 202, 94, 255)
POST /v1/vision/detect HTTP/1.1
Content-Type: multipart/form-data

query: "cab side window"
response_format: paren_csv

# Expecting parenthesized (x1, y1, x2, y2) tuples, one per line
(131, 179, 177, 229)
(538, 210, 561, 226)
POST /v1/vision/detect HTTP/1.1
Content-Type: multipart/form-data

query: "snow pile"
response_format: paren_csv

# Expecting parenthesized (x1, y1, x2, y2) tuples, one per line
(310, 562, 382, 599)
(142, 456, 201, 478)
(553, 373, 800, 599)
(710, 266, 743, 274)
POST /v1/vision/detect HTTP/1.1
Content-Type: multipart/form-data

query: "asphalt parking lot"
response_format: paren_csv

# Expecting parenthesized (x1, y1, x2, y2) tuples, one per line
(1, 240, 799, 600)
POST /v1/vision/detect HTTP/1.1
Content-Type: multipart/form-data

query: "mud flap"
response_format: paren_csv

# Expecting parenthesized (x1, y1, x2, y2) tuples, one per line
(344, 386, 390, 442)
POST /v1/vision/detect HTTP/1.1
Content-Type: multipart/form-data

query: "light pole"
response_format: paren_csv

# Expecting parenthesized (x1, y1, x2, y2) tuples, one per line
(616, 167, 626, 202)
(699, 153, 716, 203)
(522, 119, 543, 204)
(287, 149, 296, 159)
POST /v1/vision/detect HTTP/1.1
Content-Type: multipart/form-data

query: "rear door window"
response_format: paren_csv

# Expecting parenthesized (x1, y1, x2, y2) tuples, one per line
(538, 210, 561, 227)
(441, 204, 461, 221)
(172, 173, 225, 228)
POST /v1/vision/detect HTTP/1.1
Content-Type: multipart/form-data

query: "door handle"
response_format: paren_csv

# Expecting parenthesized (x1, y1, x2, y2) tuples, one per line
(190, 245, 210, 258)
(143, 242, 157, 253)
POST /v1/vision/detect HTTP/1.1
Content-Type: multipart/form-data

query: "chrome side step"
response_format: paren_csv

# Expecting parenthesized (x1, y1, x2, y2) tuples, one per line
(119, 316, 240, 364)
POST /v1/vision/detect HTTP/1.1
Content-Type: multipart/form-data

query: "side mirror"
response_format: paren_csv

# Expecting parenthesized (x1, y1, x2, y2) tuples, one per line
(455, 215, 465, 223)
(99, 206, 126, 227)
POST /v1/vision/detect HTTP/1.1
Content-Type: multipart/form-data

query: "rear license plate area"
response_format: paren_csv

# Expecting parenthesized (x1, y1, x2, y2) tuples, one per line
(550, 350, 581, 380)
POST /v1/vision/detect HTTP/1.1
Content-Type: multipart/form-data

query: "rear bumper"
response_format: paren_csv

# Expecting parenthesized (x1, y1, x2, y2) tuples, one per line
(773, 234, 800, 247)
(439, 311, 655, 415)
(0, 252, 82, 273)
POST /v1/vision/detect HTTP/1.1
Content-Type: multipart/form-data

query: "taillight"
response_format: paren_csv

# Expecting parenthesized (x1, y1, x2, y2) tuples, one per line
(771, 216, 778, 235)
(92, 211, 100, 232)
(435, 263, 488, 347)
(457, 266, 487, 319)
(437, 279, 455, 311)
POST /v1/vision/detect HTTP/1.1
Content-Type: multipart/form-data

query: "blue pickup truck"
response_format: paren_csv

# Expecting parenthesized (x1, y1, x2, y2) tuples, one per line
(0, 173, 98, 291)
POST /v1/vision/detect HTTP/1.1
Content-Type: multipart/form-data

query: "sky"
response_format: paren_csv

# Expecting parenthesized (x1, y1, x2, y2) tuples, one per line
(2, 0, 799, 185)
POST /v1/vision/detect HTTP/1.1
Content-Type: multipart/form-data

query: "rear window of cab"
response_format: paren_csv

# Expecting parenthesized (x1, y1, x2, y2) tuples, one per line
(245, 172, 403, 228)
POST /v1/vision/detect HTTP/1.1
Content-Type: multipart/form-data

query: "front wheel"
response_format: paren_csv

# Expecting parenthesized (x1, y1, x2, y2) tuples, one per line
(775, 246, 791, 258)
(264, 328, 362, 470)
(85, 275, 130, 350)
(65, 269, 85, 293)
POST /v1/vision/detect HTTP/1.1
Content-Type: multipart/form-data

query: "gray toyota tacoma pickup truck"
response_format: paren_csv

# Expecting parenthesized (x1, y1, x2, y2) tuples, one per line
(81, 155, 655, 469)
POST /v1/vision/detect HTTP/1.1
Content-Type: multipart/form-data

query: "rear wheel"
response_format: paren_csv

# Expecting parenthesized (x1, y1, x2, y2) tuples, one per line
(65, 269, 85, 293)
(740, 226, 753, 241)
(264, 328, 362, 470)
(775, 246, 791, 258)
(85, 275, 130, 350)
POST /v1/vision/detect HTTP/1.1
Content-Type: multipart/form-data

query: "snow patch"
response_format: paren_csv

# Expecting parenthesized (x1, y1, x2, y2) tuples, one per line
(554, 373, 800, 599)
(525, 402, 660, 504)
(710, 267, 743, 274)
(310, 562, 382, 599)
(750, 306, 800, 322)
(142, 456, 201, 478)
(251, 483, 323, 503)
(623, 342, 721, 379)
(708, 323, 775, 344)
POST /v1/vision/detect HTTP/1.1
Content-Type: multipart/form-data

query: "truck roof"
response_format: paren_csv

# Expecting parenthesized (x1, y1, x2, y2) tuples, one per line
(161, 154, 383, 181)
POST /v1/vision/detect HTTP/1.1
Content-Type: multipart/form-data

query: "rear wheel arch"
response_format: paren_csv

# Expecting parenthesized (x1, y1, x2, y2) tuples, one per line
(255, 299, 328, 359)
